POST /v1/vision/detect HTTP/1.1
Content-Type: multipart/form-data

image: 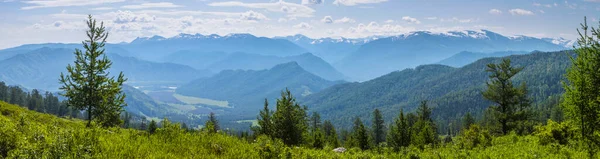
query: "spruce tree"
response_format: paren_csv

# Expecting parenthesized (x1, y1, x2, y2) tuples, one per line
(462, 112, 475, 130)
(206, 112, 219, 133)
(353, 117, 370, 150)
(59, 15, 127, 128)
(149, 120, 157, 134)
(387, 109, 411, 151)
(372, 109, 386, 146)
(482, 58, 531, 135)
(322, 120, 340, 147)
(562, 17, 600, 156)
(412, 101, 437, 148)
(272, 88, 308, 146)
(254, 98, 274, 137)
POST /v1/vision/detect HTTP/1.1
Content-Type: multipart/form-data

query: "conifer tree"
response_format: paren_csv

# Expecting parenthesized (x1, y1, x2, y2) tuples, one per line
(353, 117, 370, 150)
(322, 120, 340, 147)
(149, 120, 157, 134)
(254, 98, 274, 137)
(562, 17, 600, 156)
(463, 112, 475, 130)
(412, 101, 437, 148)
(59, 15, 127, 128)
(272, 88, 308, 146)
(482, 58, 531, 135)
(372, 109, 386, 146)
(387, 109, 411, 151)
(206, 112, 219, 133)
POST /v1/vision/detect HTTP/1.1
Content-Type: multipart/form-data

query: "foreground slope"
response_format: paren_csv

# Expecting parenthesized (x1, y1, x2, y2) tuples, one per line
(303, 51, 572, 128)
(0, 100, 586, 158)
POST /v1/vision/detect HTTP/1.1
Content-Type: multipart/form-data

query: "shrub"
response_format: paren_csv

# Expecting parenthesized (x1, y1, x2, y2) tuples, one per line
(458, 125, 492, 149)
(534, 120, 576, 145)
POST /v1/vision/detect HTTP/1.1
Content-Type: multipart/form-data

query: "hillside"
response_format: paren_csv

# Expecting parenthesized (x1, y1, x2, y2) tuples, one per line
(176, 62, 343, 119)
(163, 51, 345, 81)
(302, 51, 572, 128)
(0, 93, 587, 158)
(336, 30, 568, 81)
(0, 47, 212, 91)
(436, 51, 530, 67)
(277, 34, 374, 63)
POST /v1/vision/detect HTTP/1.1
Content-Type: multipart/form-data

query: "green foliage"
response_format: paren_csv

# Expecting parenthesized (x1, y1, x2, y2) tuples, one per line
(322, 120, 339, 148)
(411, 101, 438, 149)
(462, 112, 475, 130)
(148, 120, 157, 134)
(205, 112, 219, 133)
(352, 117, 370, 150)
(272, 88, 308, 146)
(372, 109, 386, 146)
(483, 58, 532, 135)
(59, 15, 127, 128)
(458, 124, 492, 149)
(535, 120, 577, 145)
(254, 98, 274, 137)
(387, 109, 411, 151)
(562, 17, 600, 155)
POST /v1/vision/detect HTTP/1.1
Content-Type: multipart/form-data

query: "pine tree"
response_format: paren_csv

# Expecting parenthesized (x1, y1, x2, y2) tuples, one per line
(0, 82, 7, 102)
(206, 112, 219, 133)
(462, 112, 475, 130)
(27, 89, 43, 112)
(372, 109, 386, 146)
(59, 15, 127, 128)
(387, 109, 411, 151)
(412, 101, 437, 148)
(149, 120, 157, 134)
(254, 98, 274, 137)
(310, 112, 325, 149)
(483, 58, 531, 135)
(322, 120, 340, 147)
(353, 117, 370, 150)
(272, 88, 308, 146)
(562, 17, 600, 156)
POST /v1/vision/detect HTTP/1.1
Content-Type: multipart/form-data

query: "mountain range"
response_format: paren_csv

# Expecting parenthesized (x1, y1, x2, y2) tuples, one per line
(436, 51, 530, 67)
(0, 47, 211, 91)
(335, 30, 568, 81)
(301, 50, 571, 128)
(176, 62, 343, 119)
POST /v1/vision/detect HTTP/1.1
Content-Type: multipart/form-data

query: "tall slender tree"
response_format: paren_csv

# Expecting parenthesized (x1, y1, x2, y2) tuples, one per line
(482, 58, 531, 135)
(387, 109, 411, 151)
(353, 117, 370, 150)
(562, 17, 600, 156)
(59, 15, 127, 128)
(372, 109, 386, 146)
(254, 98, 274, 137)
(206, 112, 219, 133)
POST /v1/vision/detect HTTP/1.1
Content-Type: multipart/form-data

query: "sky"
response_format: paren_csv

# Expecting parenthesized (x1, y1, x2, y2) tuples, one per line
(0, 0, 598, 49)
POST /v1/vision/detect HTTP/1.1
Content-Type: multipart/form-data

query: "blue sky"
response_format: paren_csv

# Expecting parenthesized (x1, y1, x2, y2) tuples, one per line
(0, 0, 598, 49)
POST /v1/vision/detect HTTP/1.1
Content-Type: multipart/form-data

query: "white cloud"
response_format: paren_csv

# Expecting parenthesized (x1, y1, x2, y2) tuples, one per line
(278, 18, 288, 23)
(334, 17, 356, 23)
(121, 2, 181, 9)
(425, 17, 437, 20)
(333, 0, 388, 6)
(21, 0, 124, 10)
(240, 10, 269, 21)
(509, 9, 534, 15)
(208, 1, 315, 17)
(385, 20, 394, 23)
(489, 9, 502, 15)
(564, 1, 577, 9)
(321, 16, 333, 23)
(401, 16, 420, 24)
(91, 7, 114, 11)
(302, 0, 323, 5)
(345, 21, 415, 37)
(440, 17, 474, 23)
(293, 22, 313, 29)
(113, 10, 156, 24)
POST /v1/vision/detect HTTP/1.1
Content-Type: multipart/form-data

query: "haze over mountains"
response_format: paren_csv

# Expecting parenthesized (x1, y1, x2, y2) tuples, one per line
(0, 29, 573, 129)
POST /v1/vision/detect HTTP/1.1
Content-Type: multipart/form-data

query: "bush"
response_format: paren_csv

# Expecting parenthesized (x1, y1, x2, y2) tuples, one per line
(458, 125, 492, 149)
(534, 120, 576, 145)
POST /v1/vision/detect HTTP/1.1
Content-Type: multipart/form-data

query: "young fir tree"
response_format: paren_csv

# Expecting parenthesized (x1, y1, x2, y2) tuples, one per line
(322, 120, 340, 147)
(254, 98, 274, 137)
(412, 101, 437, 148)
(272, 88, 308, 146)
(310, 112, 325, 149)
(149, 120, 157, 134)
(562, 17, 600, 156)
(372, 109, 386, 146)
(59, 15, 127, 128)
(482, 58, 531, 135)
(387, 109, 411, 151)
(462, 112, 475, 130)
(353, 117, 370, 150)
(206, 112, 219, 133)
